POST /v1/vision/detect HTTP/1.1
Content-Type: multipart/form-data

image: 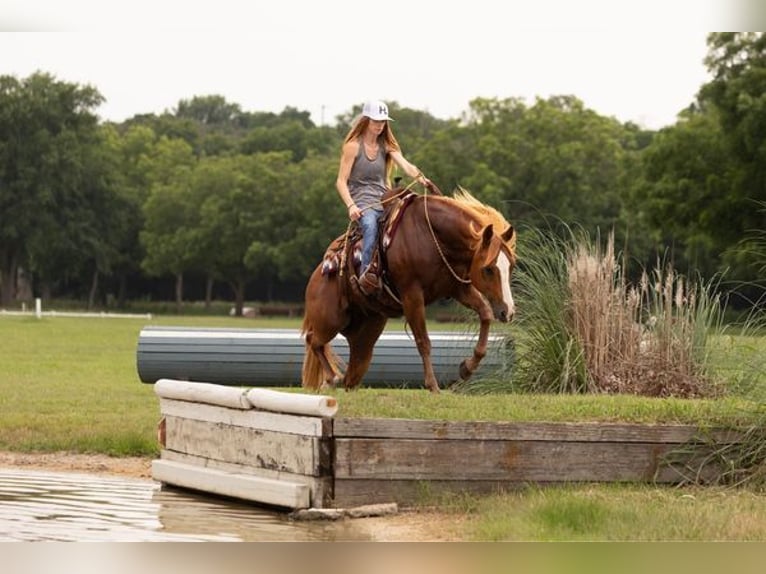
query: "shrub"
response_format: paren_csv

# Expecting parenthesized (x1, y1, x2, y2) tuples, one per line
(499, 227, 726, 397)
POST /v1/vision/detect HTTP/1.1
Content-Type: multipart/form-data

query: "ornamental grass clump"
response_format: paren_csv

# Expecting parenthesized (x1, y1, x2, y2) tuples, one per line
(507, 228, 725, 398)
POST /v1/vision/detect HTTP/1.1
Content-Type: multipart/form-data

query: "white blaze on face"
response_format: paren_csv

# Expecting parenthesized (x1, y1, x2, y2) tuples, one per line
(497, 251, 515, 316)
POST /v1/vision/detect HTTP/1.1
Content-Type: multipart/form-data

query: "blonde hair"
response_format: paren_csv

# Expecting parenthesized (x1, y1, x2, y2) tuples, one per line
(343, 116, 401, 187)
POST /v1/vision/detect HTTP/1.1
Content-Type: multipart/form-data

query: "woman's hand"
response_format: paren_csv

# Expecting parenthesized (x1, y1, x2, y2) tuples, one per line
(348, 203, 361, 221)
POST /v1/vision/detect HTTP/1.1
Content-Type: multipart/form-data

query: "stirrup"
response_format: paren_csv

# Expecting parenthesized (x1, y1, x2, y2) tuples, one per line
(358, 271, 380, 296)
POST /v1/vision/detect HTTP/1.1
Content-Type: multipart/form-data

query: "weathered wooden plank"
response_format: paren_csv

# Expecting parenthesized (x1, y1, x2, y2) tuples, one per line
(160, 449, 333, 508)
(333, 418, 740, 443)
(159, 399, 331, 437)
(334, 438, 719, 482)
(152, 459, 310, 509)
(163, 416, 330, 476)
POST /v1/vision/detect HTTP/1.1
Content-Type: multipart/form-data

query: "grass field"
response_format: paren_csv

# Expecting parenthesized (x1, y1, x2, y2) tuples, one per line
(1, 313, 761, 456)
(2, 312, 766, 541)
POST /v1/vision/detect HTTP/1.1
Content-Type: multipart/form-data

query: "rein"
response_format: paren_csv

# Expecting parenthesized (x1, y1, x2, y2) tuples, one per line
(339, 177, 473, 289)
(423, 193, 472, 285)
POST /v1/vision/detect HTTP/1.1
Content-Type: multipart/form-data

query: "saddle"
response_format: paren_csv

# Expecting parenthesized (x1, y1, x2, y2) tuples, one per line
(320, 190, 419, 302)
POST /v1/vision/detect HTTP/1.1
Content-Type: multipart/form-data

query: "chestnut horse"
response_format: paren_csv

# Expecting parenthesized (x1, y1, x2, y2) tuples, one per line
(301, 186, 516, 393)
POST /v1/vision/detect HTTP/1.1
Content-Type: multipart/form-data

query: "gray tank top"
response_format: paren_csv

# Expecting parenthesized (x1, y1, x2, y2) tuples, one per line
(348, 138, 387, 212)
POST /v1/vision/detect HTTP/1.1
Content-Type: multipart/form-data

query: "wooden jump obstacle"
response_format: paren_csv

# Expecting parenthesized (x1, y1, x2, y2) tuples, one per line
(152, 379, 735, 511)
(137, 327, 512, 388)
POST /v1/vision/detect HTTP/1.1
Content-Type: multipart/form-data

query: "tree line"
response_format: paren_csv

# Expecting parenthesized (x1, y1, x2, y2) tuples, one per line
(1, 33, 764, 314)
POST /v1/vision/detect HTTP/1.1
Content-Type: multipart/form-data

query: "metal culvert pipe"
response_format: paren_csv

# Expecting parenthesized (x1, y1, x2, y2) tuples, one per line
(136, 326, 512, 388)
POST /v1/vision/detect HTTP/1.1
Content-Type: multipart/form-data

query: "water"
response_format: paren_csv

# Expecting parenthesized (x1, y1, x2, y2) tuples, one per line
(0, 468, 372, 541)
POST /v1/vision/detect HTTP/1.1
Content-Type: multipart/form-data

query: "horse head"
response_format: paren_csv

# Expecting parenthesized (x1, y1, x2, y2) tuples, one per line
(470, 223, 516, 323)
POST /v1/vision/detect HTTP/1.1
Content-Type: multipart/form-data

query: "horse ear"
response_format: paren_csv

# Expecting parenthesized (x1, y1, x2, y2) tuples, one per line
(482, 224, 494, 248)
(501, 225, 515, 243)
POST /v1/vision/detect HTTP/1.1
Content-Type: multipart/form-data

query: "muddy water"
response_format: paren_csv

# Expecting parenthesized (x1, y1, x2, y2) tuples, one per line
(0, 468, 370, 541)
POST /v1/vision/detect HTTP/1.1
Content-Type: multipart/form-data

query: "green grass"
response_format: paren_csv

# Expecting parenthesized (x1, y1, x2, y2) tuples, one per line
(432, 483, 766, 541)
(3, 312, 766, 541)
(329, 387, 755, 426)
(0, 314, 762, 458)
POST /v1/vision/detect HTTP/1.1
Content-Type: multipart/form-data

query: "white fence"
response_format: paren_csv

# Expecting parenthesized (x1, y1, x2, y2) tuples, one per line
(0, 298, 152, 320)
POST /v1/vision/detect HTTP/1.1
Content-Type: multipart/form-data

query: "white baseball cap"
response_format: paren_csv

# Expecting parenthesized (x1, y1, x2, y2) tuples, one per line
(361, 100, 394, 121)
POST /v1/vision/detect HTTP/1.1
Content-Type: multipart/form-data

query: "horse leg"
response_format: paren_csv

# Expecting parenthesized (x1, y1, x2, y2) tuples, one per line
(400, 289, 440, 393)
(302, 269, 348, 390)
(304, 329, 344, 389)
(342, 314, 388, 390)
(456, 288, 494, 380)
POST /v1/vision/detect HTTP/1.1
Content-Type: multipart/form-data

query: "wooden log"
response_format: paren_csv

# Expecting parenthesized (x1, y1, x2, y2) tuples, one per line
(245, 388, 337, 418)
(160, 449, 333, 508)
(155, 379, 337, 417)
(154, 378, 251, 409)
(152, 459, 310, 509)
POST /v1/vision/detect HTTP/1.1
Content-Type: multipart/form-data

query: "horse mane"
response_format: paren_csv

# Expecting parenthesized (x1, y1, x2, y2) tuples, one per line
(449, 186, 517, 253)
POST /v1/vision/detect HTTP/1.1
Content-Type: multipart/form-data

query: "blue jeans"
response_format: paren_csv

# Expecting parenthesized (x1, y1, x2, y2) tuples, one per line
(359, 208, 383, 273)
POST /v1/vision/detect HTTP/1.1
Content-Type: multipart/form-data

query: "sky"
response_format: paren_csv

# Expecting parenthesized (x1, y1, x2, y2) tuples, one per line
(0, 1, 759, 130)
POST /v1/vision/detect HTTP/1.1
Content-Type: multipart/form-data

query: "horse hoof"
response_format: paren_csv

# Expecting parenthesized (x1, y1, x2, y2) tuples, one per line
(459, 360, 473, 381)
(424, 380, 441, 393)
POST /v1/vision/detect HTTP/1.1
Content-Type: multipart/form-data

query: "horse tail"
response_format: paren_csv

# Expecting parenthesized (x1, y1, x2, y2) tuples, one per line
(300, 315, 320, 390)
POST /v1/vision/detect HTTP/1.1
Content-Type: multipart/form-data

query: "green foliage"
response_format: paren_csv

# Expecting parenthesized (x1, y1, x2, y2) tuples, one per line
(630, 109, 737, 278)
(463, 95, 632, 234)
(504, 227, 734, 397)
(3, 46, 766, 310)
(0, 72, 106, 305)
(698, 32, 766, 278)
(508, 226, 589, 393)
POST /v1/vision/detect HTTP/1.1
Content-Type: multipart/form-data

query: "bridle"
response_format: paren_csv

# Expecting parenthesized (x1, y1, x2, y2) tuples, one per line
(423, 192, 472, 285)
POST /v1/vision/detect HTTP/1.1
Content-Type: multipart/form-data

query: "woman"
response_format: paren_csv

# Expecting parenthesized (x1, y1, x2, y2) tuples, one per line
(336, 99, 430, 295)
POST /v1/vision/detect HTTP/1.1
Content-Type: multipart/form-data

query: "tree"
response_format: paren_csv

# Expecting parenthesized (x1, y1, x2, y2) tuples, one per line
(139, 137, 198, 309)
(0, 72, 104, 306)
(631, 33, 766, 284)
(175, 95, 242, 127)
(630, 109, 735, 279)
(698, 32, 766, 278)
(105, 124, 158, 306)
(193, 153, 294, 313)
(460, 96, 631, 236)
(267, 154, 344, 284)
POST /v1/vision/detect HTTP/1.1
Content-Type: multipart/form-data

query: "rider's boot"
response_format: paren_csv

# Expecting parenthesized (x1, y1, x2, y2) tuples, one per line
(357, 261, 381, 296)
(358, 270, 380, 296)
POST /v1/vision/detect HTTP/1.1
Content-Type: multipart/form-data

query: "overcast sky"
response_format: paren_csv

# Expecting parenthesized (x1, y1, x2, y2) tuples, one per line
(0, 1, 755, 129)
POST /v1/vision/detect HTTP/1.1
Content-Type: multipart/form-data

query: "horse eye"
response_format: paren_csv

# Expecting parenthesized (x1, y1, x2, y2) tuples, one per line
(482, 266, 495, 278)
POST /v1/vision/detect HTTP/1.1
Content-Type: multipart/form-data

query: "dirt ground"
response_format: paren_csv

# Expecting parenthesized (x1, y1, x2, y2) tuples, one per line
(0, 451, 466, 541)
(0, 450, 154, 479)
